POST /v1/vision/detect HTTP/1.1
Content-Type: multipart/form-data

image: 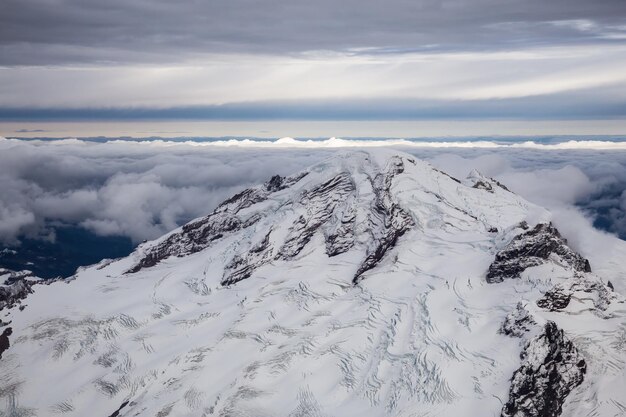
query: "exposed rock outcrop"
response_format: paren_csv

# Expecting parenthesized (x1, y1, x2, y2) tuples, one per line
(0, 270, 38, 311)
(324, 203, 357, 257)
(487, 223, 591, 283)
(353, 156, 414, 283)
(502, 321, 586, 417)
(222, 231, 273, 286)
(1, 269, 68, 313)
(500, 302, 536, 338)
(537, 279, 618, 313)
(130, 156, 415, 286)
(277, 172, 356, 261)
(468, 170, 511, 193)
(127, 172, 308, 273)
(0, 327, 12, 359)
(0, 280, 34, 311)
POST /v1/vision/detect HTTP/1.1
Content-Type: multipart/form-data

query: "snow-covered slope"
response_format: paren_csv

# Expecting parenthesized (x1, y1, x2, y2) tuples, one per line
(1, 150, 624, 417)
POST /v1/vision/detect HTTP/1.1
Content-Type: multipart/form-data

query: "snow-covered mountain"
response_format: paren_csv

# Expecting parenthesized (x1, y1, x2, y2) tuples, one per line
(1, 150, 625, 417)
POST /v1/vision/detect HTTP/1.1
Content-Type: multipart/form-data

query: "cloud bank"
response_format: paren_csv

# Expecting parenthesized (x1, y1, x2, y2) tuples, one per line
(0, 138, 334, 244)
(1, 137, 625, 249)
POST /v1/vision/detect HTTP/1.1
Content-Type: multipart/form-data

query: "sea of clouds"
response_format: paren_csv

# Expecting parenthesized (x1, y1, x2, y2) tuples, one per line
(1, 137, 625, 268)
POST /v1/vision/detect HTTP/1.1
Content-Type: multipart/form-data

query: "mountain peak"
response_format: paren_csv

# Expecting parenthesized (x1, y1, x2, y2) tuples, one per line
(0, 150, 624, 417)
(127, 150, 530, 286)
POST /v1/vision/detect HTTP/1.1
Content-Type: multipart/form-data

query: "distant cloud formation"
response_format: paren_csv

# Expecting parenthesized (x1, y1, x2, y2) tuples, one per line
(1, 0, 625, 120)
(0, 138, 334, 244)
(1, 138, 625, 256)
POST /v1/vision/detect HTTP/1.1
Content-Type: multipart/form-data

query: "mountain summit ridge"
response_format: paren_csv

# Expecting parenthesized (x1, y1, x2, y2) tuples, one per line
(1, 149, 624, 417)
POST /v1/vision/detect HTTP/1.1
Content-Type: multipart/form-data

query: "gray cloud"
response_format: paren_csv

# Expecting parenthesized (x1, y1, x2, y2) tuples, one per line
(1, 138, 625, 253)
(416, 147, 626, 247)
(0, 139, 334, 244)
(1, 0, 626, 65)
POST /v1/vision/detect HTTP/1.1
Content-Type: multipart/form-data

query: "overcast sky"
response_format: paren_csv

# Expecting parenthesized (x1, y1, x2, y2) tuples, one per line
(1, 0, 626, 121)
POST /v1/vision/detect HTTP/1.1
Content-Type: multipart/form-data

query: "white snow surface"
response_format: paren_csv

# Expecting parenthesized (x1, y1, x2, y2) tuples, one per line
(1, 149, 625, 417)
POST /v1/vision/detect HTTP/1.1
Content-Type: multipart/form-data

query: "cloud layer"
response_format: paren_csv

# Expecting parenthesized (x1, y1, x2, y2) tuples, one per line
(0, 138, 335, 244)
(1, 137, 625, 253)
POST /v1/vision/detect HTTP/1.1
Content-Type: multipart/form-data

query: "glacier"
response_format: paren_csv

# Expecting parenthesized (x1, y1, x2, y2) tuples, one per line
(1, 149, 625, 417)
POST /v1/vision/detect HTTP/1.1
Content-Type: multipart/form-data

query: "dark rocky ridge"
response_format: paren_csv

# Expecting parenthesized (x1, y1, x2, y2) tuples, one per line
(0, 327, 12, 360)
(127, 172, 308, 274)
(0, 269, 65, 361)
(1, 270, 68, 313)
(0, 280, 34, 311)
(537, 287, 571, 311)
(537, 279, 617, 313)
(487, 223, 591, 283)
(500, 302, 536, 338)
(276, 172, 356, 261)
(130, 155, 416, 287)
(221, 172, 357, 286)
(472, 180, 495, 192)
(324, 203, 356, 257)
(223, 157, 415, 286)
(353, 156, 414, 283)
(222, 231, 273, 286)
(499, 276, 619, 416)
(0, 269, 37, 311)
(502, 321, 586, 417)
(107, 400, 130, 417)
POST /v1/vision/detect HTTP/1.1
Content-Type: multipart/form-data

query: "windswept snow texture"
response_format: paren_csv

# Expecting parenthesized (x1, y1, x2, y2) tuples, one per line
(1, 150, 625, 417)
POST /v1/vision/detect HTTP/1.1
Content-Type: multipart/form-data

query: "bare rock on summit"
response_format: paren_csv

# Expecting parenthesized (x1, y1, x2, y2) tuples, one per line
(127, 172, 308, 274)
(352, 156, 414, 283)
(130, 155, 415, 287)
(487, 223, 591, 283)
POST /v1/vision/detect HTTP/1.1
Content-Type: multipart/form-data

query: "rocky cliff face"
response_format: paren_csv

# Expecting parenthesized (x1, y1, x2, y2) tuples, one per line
(1, 150, 624, 417)
(487, 222, 591, 283)
(536, 277, 617, 313)
(127, 172, 309, 274)
(502, 321, 586, 417)
(486, 221, 619, 417)
(129, 155, 415, 286)
(0, 269, 38, 311)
